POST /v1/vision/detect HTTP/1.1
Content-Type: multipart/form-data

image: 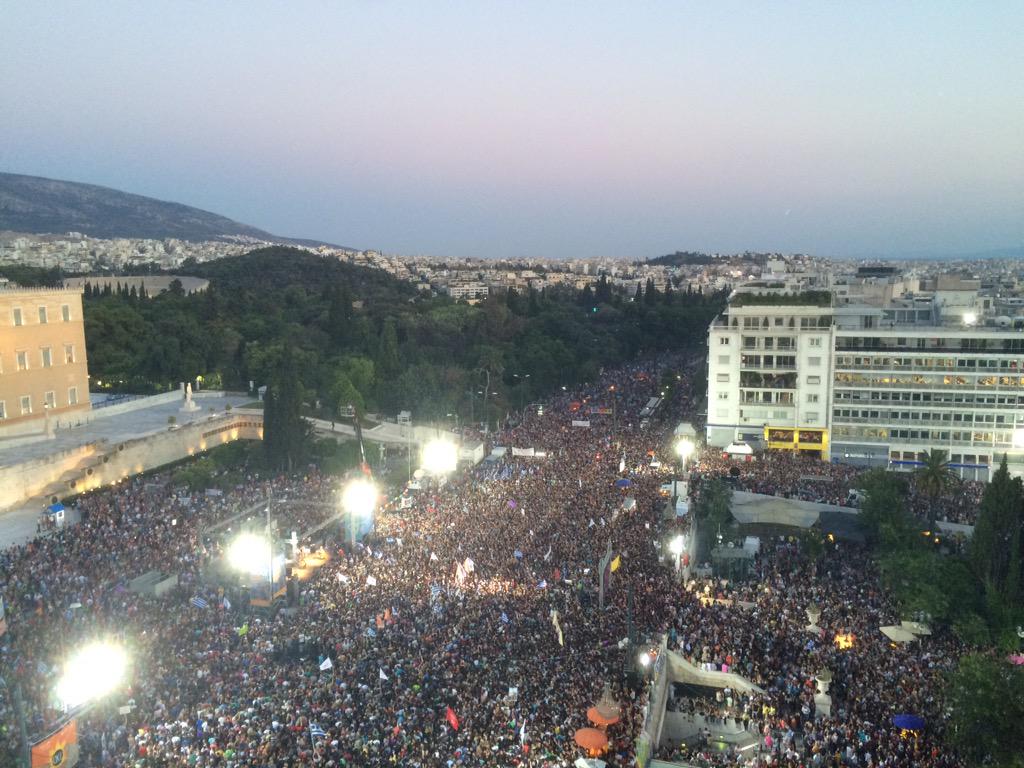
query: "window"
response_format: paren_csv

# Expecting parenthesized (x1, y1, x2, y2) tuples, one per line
(807, 394, 820, 403)
(807, 375, 821, 385)
(44, 391, 56, 409)
(38, 306, 48, 324)
(808, 356, 821, 366)
(716, 373, 730, 383)
(719, 337, 730, 345)
(806, 412, 819, 423)
(68, 387, 78, 406)
(20, 395, 31, 415)
(809, 337, 822, 347)
(64, 344, 75, 364)
(717, 355, 730, 365)
(0, 401, 5, 419)
(12, 307, 22, 326)
(718, 391, 729, 400)
(41, 347, 52, 368)
(61, 304, 71, 322)
(16, 351, 28, 371)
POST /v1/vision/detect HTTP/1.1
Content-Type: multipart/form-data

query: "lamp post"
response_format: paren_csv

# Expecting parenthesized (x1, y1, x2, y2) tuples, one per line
(341, 478, 378, 548)
(674, 438, 695, 471)
(668, 534, 685, 575)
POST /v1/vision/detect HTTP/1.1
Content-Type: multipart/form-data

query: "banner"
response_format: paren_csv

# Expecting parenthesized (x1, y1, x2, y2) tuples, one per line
(571, 420, 590, 428)
(589, 407, 612, 415)
(31, 719, 78, 768)
(511, 447, 535, 457)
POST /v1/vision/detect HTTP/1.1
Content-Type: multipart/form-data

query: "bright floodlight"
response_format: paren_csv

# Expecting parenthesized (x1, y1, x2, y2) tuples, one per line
(227, 532, 272, 575)
(669, 535, 685, 556)
(638, 651, 652, 668)
(675, 438, 695, 462)
(422, 438, 458, 476)
(963, 312, 978, 326)
(1013, 429, 1024, 449)
(56, 641, 128, 709)
(342, 478, 378, 517)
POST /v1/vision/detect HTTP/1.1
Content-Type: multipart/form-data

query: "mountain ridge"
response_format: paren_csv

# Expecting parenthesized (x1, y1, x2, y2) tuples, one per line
(0, 172, 349, 248)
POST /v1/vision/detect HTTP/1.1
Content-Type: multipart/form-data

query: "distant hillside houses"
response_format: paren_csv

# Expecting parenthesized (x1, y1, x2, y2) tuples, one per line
(63, 275, 210, 296)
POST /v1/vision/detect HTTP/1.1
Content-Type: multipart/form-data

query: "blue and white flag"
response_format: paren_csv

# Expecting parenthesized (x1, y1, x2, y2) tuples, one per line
(500, 612, 510, 624)
(310, 723, 327, 739)
(190, 596, 209, 609)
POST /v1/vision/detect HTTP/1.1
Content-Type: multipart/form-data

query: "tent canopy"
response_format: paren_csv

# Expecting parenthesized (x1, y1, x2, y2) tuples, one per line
(892, 714, 926, 731)
(724, 441, 754, 456)
(880, 625, 918, 643)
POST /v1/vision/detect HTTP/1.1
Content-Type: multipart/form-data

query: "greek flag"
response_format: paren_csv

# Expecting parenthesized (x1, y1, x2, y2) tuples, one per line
(190, 596, 209, 609)
(309, 723, 327, 739)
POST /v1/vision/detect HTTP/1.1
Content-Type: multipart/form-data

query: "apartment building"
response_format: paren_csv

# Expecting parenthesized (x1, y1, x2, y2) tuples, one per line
(0, 288, 90, 430)
(706, 283, 1024, 480)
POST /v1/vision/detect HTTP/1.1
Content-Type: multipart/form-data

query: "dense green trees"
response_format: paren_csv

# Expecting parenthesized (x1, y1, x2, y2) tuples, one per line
(947, 654, 1024, 768)
(972, 457, 1024, 608)
(914, 449, 959, 526)
(61, 248, 724, 429)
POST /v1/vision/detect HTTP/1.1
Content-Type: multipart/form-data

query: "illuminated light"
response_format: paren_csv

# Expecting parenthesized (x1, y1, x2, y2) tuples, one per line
(674, 439, 695, 462)
(638, 652, 651, 668)
(827, 533, 835, 543)
(227, 533, 272, 575)
(421, 439, 458, 476)
(834, 633, 855, 650)
(963, 312, 977, 326)
(668, 535, 685, 556)
(56, 641, 128, 709)
(342, 478, 378, 517)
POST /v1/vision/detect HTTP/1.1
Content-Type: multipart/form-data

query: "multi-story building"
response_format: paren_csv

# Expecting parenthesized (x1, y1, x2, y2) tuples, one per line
(0, 287, 90, 431)
(706, 282, 1024, 480)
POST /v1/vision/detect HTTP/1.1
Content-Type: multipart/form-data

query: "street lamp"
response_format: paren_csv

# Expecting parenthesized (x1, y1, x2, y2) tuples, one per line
(669, 534, 686, 575)
(342, 477, 378, 547)
(674, 438, 695, 466)
(422, 438, 458, 477)
(56, 641, 129, 710)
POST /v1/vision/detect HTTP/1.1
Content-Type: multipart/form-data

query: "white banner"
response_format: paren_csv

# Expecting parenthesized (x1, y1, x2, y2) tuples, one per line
(571, 420, 591, 428)
(511, 447, 535, 457)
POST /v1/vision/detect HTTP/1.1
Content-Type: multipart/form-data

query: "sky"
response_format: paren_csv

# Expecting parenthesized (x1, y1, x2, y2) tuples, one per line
(2, 1, 1022, 260)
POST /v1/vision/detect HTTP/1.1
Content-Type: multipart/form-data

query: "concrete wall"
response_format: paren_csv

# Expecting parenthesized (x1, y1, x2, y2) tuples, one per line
(0, 442, 98, 509)
(665, 650, 765, 696)
(62, 413, 263, 496)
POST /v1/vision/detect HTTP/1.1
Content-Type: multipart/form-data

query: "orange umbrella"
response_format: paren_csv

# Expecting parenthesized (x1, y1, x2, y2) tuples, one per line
(587, 707, 620, 727)
(575, 727, 609, 754)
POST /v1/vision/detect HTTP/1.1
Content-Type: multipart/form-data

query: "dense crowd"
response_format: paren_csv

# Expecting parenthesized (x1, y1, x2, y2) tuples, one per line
(0, 352, 978, 768)
(694, 451, 984, 526)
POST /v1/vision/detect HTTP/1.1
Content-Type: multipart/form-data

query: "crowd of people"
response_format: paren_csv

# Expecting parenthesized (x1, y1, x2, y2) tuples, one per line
(694, 450, 985, 526)
(0, 352, 979, 768)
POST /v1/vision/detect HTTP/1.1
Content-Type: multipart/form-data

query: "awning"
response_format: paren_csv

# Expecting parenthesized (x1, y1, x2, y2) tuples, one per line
(724, 441, 754, 456)
(586, 706, 620, 727)
(880, 625, 918, 643)
(574, 727, 609, 752)
(900, 620, 932, 636)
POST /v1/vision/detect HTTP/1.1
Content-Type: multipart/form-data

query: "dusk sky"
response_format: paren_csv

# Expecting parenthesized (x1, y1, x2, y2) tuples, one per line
(3, 2, 1022, 259)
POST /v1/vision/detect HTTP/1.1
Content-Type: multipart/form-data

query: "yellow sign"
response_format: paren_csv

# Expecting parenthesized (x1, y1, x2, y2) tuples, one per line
(610, 555, 621, 573)
(764, 426, 829, 452)
(31, 719, 77, 768)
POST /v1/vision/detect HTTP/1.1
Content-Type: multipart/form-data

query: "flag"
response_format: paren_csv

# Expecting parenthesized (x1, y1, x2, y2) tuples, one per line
(463, 557, 475, 573)
(366, 575, 378, 586)
(537, 580, 547, 589)
(31, 718, 77, 768)
(236, 622, 249, 637)
(456, 562, 468, 584)
(543, 545, 552, 562)
(430, 552, 439, 562)
(520, 720, 527, 744)
(550, 609, 564, 647)
(309, 723, 327, 739)
(500, 612, 510, 624)
(221, 595, 231, 611)
(379, 667, 389, 681)
(446, 706, 460, 731)
(513, 549, 523, 560)
(610, 555, 622, 573)
(190, 596, 209, 609)
(588, 518, 595, 528)
(319, 657, 333, 671)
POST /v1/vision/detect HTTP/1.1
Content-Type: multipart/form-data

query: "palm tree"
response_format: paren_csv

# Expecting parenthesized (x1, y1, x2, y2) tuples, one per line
(914, 449, 958, 526)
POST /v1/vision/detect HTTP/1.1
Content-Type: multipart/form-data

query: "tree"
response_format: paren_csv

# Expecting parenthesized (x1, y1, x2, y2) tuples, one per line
(262, 349, 310, 471)
(857, 469, 914, 550)
(375, 317, 401, 379)
(972, 456, 1024, 607)
(947, 653, 1024, 768)
(914, 449, 958, 526)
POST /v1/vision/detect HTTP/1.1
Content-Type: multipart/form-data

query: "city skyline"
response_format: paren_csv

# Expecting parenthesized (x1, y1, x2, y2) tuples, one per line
(3, 1, 1022, 260)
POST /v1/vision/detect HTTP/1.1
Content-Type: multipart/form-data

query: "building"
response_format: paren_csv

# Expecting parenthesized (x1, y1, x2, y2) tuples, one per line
(0, 287, 90, 432)
(705, 280, 1024, 480)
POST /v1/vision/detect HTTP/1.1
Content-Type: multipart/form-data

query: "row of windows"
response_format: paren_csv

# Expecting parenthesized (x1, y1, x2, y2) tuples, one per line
(834, 373, 1024, 388)
(5, 344, 76, 372)
(832, 425, 1014, 444)
(833, 409, 1013, 425)
(10, 304, 73, 326)
(836, 355, 1023, 370)
(0, 387, 79, 419)
(834, 391, 1024, 407)
(837, 336, 1024, 353)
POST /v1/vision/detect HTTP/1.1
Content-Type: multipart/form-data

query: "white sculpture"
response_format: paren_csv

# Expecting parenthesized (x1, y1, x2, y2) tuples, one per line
(180, 381, 200, 412)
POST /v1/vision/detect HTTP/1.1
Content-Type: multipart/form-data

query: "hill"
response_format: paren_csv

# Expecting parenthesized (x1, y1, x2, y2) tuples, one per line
(0, 172, 345, 246)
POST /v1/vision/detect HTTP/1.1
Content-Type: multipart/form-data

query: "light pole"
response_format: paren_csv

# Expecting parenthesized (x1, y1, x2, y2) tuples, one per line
(674, 438, 695, 471)
(668, 534, 685, 576)
(342, 478, 378, 548)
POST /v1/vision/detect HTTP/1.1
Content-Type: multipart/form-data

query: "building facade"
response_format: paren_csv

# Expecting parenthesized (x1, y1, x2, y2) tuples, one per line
(0, 288, 90, 429)
(706, 288, 1024, 481)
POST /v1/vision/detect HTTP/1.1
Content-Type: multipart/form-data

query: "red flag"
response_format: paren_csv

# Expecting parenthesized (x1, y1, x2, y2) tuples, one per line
(446, 706, 460, 731)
